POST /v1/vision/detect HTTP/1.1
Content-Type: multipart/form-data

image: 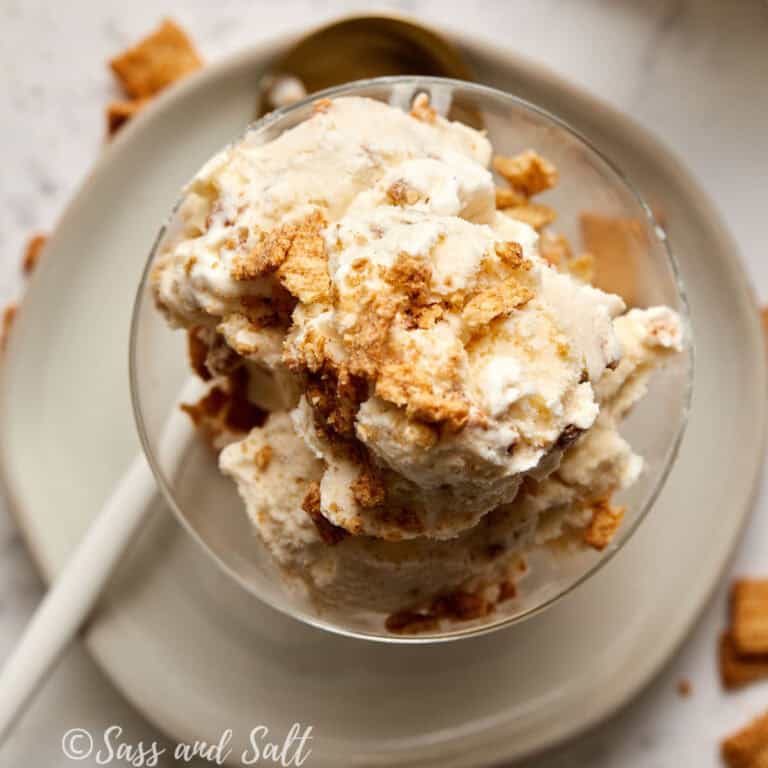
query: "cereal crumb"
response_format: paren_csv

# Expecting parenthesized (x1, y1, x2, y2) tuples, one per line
(110, 19, 202, 99)
(22, 233, 47, 275)
(254, 445, 273, 471)
(583, 497, 625, 551)
(106, 98, 148, 137)
(722, 709, 768, 768)
(387, 180, 420, 206)
(301, 481, 348, 545)
(566, 252, 596, 284)
(350, 464, 386, 508)
(312, 98, 332, 114)
(538, 231, 572, 268)
(493, 150, 558, 197)
(732, 579, 768, 655)
(0, 304, 17, 353)
(410, 92, 437, 124)
(462, 278, 533, 332)
(494, 186, 527, 210)
(187, 327, 213, 381)
(719, 632, 768, 690)
(676, 678, 692, 697)
(504, 203, 556, 231)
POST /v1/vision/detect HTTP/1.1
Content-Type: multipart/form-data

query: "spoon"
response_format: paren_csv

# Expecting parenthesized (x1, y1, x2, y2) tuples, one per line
(255, 13, 479, 125)
(0, 15, 474, 744)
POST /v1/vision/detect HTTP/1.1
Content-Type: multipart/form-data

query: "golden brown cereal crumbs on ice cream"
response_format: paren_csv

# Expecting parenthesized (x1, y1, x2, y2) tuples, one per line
(461, 279, 533, 333)
(386, 180, 420, 206)
(232, 212, 330, 303)
(187, 327, 213, 381)
(538, 231, 572, 268)
(350, 464, 387, 508)
(409, 93, 437, 123)
(302, 481, 348, 545)
(492, 150, 558, 197)
(376, 361, 470, 429)
(504, 203, 556, 231)
(494, 186, 527, 210)
(583, 497, 625, 551)
(254, 445, 273, 471)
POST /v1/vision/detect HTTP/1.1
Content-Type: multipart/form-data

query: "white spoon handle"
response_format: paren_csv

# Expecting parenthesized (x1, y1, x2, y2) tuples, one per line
(0, 455, 156, 744)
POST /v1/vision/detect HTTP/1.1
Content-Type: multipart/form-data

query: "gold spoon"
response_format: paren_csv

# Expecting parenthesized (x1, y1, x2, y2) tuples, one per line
(255, 14, 478, 120)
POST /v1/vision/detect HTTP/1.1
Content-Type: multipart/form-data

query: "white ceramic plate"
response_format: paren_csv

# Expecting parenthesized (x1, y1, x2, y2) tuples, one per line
(1, 32, 765, 767)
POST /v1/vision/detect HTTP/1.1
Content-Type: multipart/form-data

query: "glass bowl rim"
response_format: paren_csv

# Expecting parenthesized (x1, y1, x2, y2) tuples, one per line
(129, 75, 694, 645)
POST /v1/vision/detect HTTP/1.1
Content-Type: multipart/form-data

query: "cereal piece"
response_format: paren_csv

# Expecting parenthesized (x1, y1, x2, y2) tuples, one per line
(494, 186, 527, 210)
(22, 233, 47, 275)
(231, 228, 289, 281)
(387, 180, 420, 206)
(432, 590, 494, 622)
(351, 465, 386, 508)
(386, 251, 431, 303)
(233, 212, 330, 304)
(304, 365, 367, 440)
(301, 481, 348, 545)
(106, 98, 148, 137)
(720, 632, 768, 690)
(254, 445, 273, 471)
(732, 580, 768, 655)
(410, 92, 436, 124)
(538, 231, 572, 268)
(312, 98, 332, 114)
(180, 367, 266, 449)
(504, 203, 556, 231)
(180, 385, 230, 447)
(494, 240, 525, 268)
(187, 327, 212, 381)
(462, 279, 533, 332)
(276, 215, 330, 304)
(385, 610, 439, 634)
(223, 367, 268, 433)
(722, 710, 768, 768)
(580, 213, 646, 306)
(498, 581, 518, 602)
(110, 19, 202, 99)
(566, 252, 596, 284)
(492, 150, 558, 196)
(376, 363, 470, 429)
(583, 497, 625, 551)
(676, 679, 692, 697)
(0, 304, 17, 353)
(410, 303, 444, 330)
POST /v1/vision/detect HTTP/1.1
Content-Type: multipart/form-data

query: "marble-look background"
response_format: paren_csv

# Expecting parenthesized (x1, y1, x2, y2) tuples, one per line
(1, 1, 767, 766)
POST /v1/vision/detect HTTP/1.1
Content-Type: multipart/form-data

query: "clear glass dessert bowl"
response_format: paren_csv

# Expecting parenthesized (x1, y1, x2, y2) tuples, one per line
(130, 76, 692, 643)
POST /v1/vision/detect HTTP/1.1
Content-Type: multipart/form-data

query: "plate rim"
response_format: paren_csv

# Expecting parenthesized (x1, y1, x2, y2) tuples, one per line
(1, 22, 765, 766)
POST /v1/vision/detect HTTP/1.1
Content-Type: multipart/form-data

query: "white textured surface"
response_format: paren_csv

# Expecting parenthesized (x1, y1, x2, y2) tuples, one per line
(1, 0, 767, 766)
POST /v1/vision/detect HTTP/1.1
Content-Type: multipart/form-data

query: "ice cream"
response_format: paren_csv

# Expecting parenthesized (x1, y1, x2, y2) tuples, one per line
(152, 94, 684, 628)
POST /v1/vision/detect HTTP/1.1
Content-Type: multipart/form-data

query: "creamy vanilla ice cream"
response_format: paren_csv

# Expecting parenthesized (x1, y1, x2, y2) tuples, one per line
(152, 95, 683, 627)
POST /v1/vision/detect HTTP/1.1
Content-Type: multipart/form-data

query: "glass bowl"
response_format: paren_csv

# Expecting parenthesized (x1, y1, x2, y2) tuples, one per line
(130, 76, 692, 643)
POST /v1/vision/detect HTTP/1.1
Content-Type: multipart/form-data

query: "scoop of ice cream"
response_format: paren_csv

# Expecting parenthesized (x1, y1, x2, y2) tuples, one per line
(220, 306, 679, 617)
(153, 94, 680, 552)
(152, 96, 493, 328)
(283, 207, 624, 540)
